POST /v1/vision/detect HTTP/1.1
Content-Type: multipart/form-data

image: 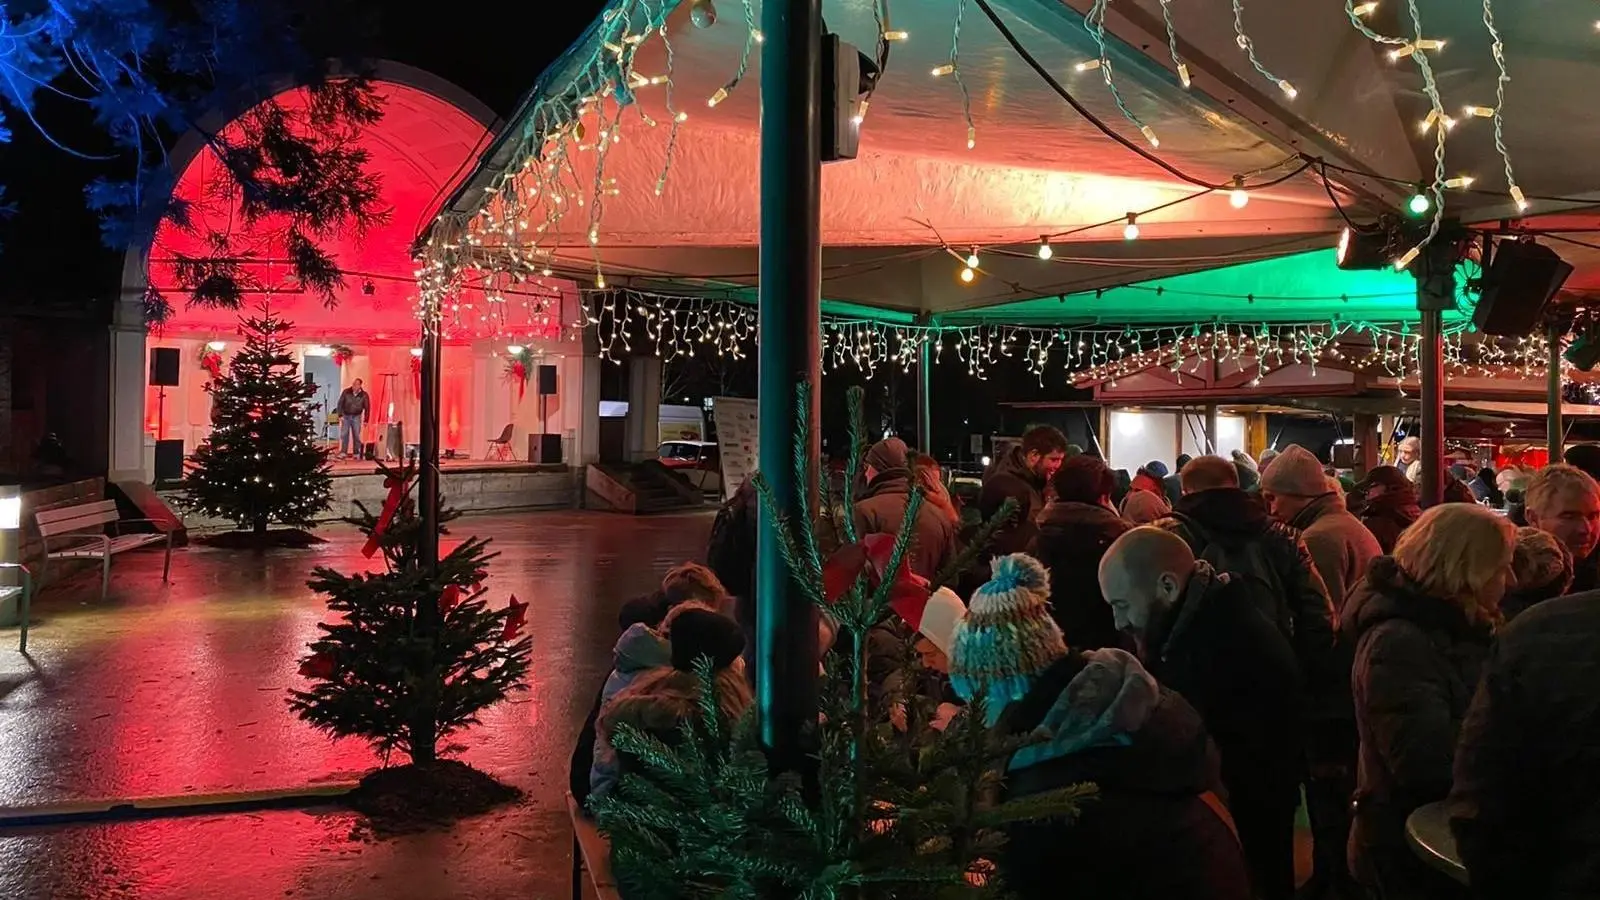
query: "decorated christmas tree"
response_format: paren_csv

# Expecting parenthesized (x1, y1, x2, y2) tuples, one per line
(591, 386, 1092, 897)
(183, 304, 332, 537)
(288, 463, 533, 769)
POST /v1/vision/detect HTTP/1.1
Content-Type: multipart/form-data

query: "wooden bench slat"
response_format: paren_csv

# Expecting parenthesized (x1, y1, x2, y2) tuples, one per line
(35, 500, 117, 523)
(37, 501, 121, 537)
(567, 793, 620, 893)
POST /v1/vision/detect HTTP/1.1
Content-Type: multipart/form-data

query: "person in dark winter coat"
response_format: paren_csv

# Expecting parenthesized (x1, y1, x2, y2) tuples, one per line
(1450, 589, 1600, 899)
(978, 425, 1069, 558)
(1563, 442, 1600, 483)
(853, 438, 958, 580)
(705, 478, 758, 619)
(1164, 453, 1192, 506)
(1157, 455, 1337, 703)
(1032, 455, 1130, 650)
(1525, 464, 1600, 594)
(1099, 527, 1304, 900)
(1356, 466, 1421, 554)
(1261, 445, 1380, 899)
(1344, 504, 1513, 898)
(995, 648, 1252, 900)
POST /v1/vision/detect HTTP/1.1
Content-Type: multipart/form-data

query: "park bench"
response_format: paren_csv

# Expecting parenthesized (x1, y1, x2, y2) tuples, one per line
(35, 500, 174, 601)
(567, 792, 621, 900)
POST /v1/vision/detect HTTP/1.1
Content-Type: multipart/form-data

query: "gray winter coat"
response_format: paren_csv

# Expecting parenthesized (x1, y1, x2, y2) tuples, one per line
(852, 471, 957, 580)
(1290, 492, 1382, 618)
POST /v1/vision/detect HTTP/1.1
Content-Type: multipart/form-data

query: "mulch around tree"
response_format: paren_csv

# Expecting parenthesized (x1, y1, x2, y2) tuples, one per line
(344, 760, 523, 837)
(195, 529, 328, 549)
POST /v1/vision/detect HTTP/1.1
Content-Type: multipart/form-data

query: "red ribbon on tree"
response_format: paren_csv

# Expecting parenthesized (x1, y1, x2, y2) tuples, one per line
(361, 476, 406, 558)
(821, 532, 931, 617)
(502, 594, 528, 641)
(298, 651, 336, 679)
(439, 584, 463, 616)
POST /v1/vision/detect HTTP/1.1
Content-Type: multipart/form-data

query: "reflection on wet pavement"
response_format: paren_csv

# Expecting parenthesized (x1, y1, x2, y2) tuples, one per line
(0, 510, 714, 899)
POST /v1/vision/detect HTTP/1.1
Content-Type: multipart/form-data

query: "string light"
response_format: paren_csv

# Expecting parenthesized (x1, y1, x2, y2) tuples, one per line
(1073, 59, 1101, 72)
(959, 265, 976, 283)
(965, 248, 981, 268)
(883, 30, 908, 41)
(1123, 213, 1140, 241)
(1231, 0, 1296, 99)
(1037, 236, 1053, 260)
(583, 289, 1562, 386)
(1352, 1, 1379, 14)
(1443, 175, 1475, 189)
(1461, 105, 1495, 118)
(1229, 176, 1249, 209)
(931, 64, 955, 77)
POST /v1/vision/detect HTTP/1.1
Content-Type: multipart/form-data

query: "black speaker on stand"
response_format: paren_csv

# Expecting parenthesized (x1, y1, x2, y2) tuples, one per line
(149, 348, 182, 484)
(533, 364, 562, 464)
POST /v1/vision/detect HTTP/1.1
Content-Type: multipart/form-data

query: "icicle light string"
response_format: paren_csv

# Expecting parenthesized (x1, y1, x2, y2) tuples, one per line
(1230, 0, 1297, 99)
(930, 0, 977, 149)
(1478, 0, 1525, 212)
(1083, 0, 1158, 148)
(1157, 0, 1190, 89)
(583, 288, 1555, 385)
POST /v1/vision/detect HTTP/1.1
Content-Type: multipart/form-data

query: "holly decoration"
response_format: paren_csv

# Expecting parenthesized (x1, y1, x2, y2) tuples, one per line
(288, 461, 532, 765)
(503, 347, 532, 400)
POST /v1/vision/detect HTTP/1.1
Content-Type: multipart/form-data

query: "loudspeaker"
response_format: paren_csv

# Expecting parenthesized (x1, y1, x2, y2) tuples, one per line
(529, 433, 563, 464)
(149, 348, 180, 386)
(1473, 241, 1573, 336)
(304, 371, 316, 386)
(153, 439, 185, 482)
(537, 365, 558, 396)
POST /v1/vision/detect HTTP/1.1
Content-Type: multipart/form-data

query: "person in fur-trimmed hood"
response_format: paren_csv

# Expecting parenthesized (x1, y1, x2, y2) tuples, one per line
(987, 647, 1252, 900)
(1100, 527, 1304, 900)
(596, 609, 753, 798)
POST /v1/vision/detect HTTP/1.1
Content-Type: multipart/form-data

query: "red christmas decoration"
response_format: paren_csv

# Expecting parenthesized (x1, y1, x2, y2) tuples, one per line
(503, 351, 531, 401)
(362, 475, 407, 558)
(331, 345, 353, 367)
(410, 355, 422, 395)
(439, 584, 463, 616)
(822, 532, 930, 614)
(198, 349, 224, 380)
(502, 594, 528, 641)
(298, 651, 336, 679)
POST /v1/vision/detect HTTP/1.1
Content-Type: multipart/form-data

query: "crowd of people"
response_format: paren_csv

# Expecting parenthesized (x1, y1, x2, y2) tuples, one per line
(571, 425, 1600, 900)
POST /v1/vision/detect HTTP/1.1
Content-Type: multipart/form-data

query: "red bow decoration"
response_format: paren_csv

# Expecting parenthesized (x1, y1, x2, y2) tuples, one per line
(502, 594, 528, 641)
(511, 360, 528, 400)
(410, 355, 422, 395)
(362, 475, 407, 558)
(439, 584, 463, 616)
(199, 350, 223, 381)
(298, 651, 336, 679)
(821, 532, 931, 617)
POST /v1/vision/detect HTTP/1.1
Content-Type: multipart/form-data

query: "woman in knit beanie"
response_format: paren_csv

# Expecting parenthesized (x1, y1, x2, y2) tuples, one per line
(949, 553, 1068, 725)
(1502, 526, 1574, 622)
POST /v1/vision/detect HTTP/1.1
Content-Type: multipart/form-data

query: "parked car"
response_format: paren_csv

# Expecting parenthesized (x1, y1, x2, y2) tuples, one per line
(657, 441, 722, 495)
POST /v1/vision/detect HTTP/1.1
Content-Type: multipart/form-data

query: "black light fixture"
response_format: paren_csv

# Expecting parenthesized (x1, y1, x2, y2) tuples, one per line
(1335, 225, 1391, 271)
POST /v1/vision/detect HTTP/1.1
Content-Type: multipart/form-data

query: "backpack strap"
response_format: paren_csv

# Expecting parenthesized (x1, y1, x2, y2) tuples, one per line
(1198, 790, 1241, 845)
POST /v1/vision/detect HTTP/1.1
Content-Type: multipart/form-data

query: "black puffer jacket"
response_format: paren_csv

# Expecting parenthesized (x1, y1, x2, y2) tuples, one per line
(1344, 557, 1492, 883)
(1158, 488, 1336, 696)
(998, 652, 1251, 900)
(1032, 500, 1130, 650)
(1450, 591, 1600, 898)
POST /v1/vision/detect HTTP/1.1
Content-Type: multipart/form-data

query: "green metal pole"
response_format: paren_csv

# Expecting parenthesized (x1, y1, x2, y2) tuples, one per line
(1548, 319, 1564, 464)
(755, 0, 822, 771)
(917, 315, 933, 452)
(1415, 241, 1456, 508)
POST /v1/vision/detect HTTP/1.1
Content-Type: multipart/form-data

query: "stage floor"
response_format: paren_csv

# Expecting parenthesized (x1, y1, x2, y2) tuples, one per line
(323, 455, 569, 476)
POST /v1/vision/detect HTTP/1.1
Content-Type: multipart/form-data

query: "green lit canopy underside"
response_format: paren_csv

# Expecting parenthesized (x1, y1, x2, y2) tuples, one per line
(931, 250, 1471, 327)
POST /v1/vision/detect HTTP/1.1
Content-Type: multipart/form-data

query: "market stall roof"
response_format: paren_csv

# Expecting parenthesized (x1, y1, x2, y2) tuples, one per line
(417, 0, 1600, 324)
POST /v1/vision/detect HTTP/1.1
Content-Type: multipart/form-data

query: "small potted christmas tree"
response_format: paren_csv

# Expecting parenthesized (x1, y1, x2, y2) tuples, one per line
(289, 463, 533, 829)
(591, 386, 1093, 896)
(182, 303, 333, 544)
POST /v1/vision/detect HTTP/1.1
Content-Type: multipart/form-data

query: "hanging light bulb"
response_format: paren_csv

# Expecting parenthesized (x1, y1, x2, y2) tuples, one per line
(1123, 213, 1140, 241)
(959, 266, 976, 283)
(1074, 59, 1102, 72)
(1352, 1, 1378, 14)
(965, 248, 981, 268)
(1406, 191, 1432, 216)
(1443, 175, 1475, 189)
(931, 63, 955, 77)
(1037, 236, 1053, 260)
(1229, 176, 1249, 209)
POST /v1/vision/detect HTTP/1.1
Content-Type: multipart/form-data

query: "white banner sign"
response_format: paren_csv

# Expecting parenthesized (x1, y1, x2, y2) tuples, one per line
(711, 397, 759, 502)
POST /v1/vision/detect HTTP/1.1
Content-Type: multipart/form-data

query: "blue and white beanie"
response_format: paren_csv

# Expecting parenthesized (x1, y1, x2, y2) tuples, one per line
(950, 553, 1067, 724)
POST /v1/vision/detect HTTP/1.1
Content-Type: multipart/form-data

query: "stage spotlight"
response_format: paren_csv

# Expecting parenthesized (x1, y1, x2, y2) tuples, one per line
(1335, 226, 1391, 271)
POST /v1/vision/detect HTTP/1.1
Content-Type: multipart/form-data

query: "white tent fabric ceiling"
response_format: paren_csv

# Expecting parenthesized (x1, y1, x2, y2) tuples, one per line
(427, 0, 1600, 316)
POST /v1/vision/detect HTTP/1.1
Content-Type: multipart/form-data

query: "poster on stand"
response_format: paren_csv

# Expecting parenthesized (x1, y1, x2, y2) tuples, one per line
(712, 397, 758, 502)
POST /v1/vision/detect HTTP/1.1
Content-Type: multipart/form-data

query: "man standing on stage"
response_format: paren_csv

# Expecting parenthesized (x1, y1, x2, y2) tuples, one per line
(336, 378, 370, 460)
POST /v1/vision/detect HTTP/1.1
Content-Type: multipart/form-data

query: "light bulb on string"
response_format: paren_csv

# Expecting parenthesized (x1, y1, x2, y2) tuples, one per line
(1074, 59, 1102, 72)
(1352, 1, 1378, 14)
(1406, 191, 1432, 216)
(1229, 176, 1249, 209)
(884, 30, 908, 41)
(959, 266, 976, 284)
(966, 248, 981, 268)
(1443, 175, 1475, 189)
(931, 63, 955, 77)
(1462, 105, 1494, 118)
(1123, 213, 1140, 241)
(1037, 236, 1053, 260)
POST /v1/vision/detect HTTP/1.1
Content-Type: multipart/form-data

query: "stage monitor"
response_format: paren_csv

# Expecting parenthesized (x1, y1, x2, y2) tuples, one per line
(1473, 240, 1572, 336)
(149, 348, 180, 386)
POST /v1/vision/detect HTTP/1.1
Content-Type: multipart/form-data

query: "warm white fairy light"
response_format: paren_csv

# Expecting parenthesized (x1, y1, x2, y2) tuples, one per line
(1074, 59, 1101, 72)
(931, 63, 955, 77)
(1352, 1, 1379, 14)
(884, 29, 908, 41)
(959, 265, 976, 283)
(1229, 176, 1250, 208)
(1443, 175, 1475, 189)
(965, 248, 981, 268)
(1139, 125, 1160, 148)
(1037, 237, 1053, 260)
(1123, 213, 1140, 241)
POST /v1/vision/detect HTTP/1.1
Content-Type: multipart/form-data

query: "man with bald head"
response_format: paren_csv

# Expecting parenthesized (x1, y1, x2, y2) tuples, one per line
(1101, 527, 1304, 900)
